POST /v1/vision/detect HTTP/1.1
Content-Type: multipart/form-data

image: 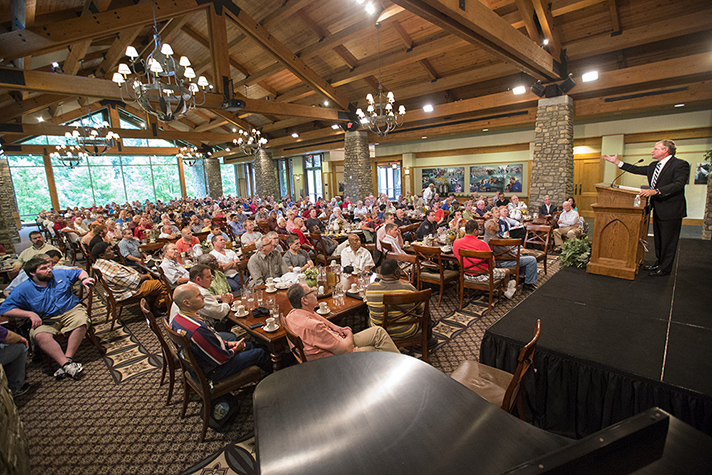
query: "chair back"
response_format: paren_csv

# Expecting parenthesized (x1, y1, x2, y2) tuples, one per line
(280, 314, 307, 364)
(155, 265, 175, 308)
(162, 319, 211, 396)
(80, 241, 94, 273)
(140, 298, 177, 363)
(412, 243, 443, 277)
(194, 231, 210, 242)
(380, 240, 394, 253)
(501, 319, 541, 412)
(362, 243, 382, 269)
(256, 219, 271, 235)
(489, 238, 521, 277)
(92, 266, 118, 309)
(382, 289, 432, 361)
(385, 252, 418, 286)
(457, 248, 495, 285)
(524, 225, 552, 251)
(309, 232, 330, 266)
(236, 259, 250, 288)
(241, 242, 257, 255)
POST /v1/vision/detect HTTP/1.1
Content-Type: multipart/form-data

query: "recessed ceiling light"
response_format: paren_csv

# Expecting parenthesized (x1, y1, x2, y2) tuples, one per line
(421, 136, 427, 139)
(331, 124, 340, 129)
(292, 132, 299, 138)
(542, 39, 549, 46)
(365, 2, 376, 14)
(582, 71, 598, 82)
(512, 86, 526, 95)
(483, 128, 488, 132)
(232, 128, 237, 132)
(37, 117, 44, 122)
(423, 104, 434, 112)
(356, 0, 364, 4)
(225, 147, 230, 152)
(324, 100, 329, 106)
(674, 103, 685, 107)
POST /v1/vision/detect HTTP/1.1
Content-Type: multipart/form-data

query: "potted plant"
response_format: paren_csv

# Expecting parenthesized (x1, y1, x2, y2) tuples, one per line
(560, 235, 592, 268)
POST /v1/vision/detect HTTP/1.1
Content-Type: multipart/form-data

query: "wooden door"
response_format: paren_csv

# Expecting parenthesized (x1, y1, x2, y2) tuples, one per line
(574, 155, 603, 218)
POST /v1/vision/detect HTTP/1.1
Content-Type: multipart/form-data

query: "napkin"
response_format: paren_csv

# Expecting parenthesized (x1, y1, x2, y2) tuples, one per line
(251, 306, 270, 318)
(345, 292, 363, 301)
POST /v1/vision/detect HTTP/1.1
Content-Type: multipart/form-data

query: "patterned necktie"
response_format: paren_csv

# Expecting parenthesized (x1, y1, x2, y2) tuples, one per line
(650, 161, 662, 188)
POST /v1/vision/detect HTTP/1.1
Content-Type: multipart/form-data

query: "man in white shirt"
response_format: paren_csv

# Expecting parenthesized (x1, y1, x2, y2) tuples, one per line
(422, 184, 434, 204)
(507, 195, 528, 221)
(381, 223, 405, 254)
(353, 201, 367, 219)
(375, 212, 403, 253)
(341, 234, 375, 273)
(553, 201, 583, 248)
(209, 236, 241, 292)
(240, 220, 263, 246)
(159, 243, 190, 286)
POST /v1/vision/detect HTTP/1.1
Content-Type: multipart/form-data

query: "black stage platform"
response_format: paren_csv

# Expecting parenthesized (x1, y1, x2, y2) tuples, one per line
(480, 238, 712, 439)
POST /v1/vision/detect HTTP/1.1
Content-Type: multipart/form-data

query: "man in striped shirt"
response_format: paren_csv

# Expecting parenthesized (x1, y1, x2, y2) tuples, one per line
(170, 284, 271, 380)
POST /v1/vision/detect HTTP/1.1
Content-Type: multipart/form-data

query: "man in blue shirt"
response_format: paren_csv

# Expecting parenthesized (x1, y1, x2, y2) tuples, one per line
(0, 255, 95, 379)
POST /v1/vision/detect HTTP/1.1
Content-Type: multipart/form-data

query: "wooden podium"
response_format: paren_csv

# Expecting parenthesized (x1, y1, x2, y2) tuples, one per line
(587, 184, 649, 280)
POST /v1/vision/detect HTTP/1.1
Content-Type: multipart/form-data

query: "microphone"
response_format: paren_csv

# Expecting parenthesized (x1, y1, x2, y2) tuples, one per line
(610, 158, 644, 187)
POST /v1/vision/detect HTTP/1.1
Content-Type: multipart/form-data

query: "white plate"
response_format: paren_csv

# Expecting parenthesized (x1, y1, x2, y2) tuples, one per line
(316, 308, 331, 315)
(264, 324, 280, 333)
(265, 288, 278, 293)
(275, 283, 289, 290)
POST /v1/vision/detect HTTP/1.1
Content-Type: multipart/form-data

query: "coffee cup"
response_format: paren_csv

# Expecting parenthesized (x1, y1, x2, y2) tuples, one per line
(350, 283, 359, 293)
(265, 317, 276, 329)
(266, 283, 276, 292)
(266, 277, 274, 285)
(319, 302, 329, 312)
(234, 304, 246, 315)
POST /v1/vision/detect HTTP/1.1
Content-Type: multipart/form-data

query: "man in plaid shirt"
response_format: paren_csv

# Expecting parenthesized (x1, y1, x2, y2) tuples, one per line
(91, 242, 166, 310)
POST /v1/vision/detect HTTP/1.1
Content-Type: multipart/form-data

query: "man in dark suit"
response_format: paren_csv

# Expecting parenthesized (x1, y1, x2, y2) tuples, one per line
(538, 195, 555, 216)
(603, 140, 690, 276)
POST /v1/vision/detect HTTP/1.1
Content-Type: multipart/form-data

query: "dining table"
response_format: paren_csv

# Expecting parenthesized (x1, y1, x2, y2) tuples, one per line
(227, 274, 370, 371)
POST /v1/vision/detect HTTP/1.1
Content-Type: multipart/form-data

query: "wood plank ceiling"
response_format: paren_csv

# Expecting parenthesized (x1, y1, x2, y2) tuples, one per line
(0, 0, 711, 159)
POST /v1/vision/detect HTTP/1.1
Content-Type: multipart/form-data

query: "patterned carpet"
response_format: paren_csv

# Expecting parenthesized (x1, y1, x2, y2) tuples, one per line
(16, 255, 560, 474)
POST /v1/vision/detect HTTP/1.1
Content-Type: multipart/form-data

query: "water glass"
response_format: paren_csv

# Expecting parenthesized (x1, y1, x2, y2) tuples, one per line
(256, 290, 264, 307)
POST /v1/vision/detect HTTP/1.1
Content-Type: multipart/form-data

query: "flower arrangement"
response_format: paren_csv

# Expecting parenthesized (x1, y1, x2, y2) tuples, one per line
(303, 267, 319, 280)
(200, 240, 213, 253)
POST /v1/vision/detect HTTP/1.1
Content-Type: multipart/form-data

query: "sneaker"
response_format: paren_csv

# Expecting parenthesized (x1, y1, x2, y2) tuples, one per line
(54, 367, 67, 380)
(62, 361, 84, 379)
(12, 383, 30, 398)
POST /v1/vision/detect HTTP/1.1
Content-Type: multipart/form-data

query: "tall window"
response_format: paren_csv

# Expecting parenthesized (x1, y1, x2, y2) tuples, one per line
(277, 158, 294, 199)
(221, 162, 238, 196)
(6, 155, 53, 220)
(304, 154, 323, 203)
(378, 164, 401, 200)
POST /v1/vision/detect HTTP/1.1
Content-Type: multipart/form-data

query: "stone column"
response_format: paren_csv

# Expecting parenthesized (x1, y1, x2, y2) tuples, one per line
(529, 95, 574, 209)
(344, 131, 372, 200)
(189, 161, 207, 198)
(0, 158, 20, 253)
(203, 157, 223, 199)
(254, 149, 278, 199)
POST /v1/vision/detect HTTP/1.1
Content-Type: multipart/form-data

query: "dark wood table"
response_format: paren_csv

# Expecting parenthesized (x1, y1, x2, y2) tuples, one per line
(253, 352, 570, 475)
(227, 275, 367, 371)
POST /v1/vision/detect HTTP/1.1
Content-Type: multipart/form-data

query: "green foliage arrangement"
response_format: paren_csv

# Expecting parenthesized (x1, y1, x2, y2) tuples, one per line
(560, 235, 592, 268)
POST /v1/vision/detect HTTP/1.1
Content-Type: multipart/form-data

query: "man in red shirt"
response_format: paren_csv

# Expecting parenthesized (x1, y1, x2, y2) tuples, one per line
(452, 220, 515, 297)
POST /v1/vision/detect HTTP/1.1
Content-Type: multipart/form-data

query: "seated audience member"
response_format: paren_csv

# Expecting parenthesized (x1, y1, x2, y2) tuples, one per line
(449, 209, 466, 230)
(176, 227, 200, 262)
(365, 259, 424, 340)
(380, 223, 405, 254)
(474, 200, 489, 217)
(415, 210, 439, 240)
(105, 219, 122, 241)
(0, 255, 95, 379)
(553, 200, 583, 249)
(266, 210, 279, 232)
(538, 195, 555, 217)
(0, 324, 30, 397)
(285, 211, 297, 233)
(453, 220, 515, 298)
(284, 283, 400, 361)
(494, 191, 510, 207)
(209, 236, 241, 292)
(118, 227, 144, 267)
(168, 265, 235, 336)
(394, 208, 411, 227)
(133, 218, 153, 241)
(14, 231, 62, 273)
(158, 224, 180, 240)
(207, 224, 230, 243)
(305, 208, 325, 233)
(233, 208, 248, 224)
(197, 254, 232, 298)
(81, 224, 105, 251)
(283, 235, 314, 272)
(291, 217, 313, 249)
(160, 243, 190, 286)
(309, 225, 338, 256)
(352, 201, 368, 220)
(240, 220, 263, 246)
(431, 201, 445, 226)
(247, 236, 289, 287)
(171, 284, 271, 421)
(4, 251, 69, 297)
(266, 231, 284, 253)
(498, 207, 526, 240)
(201, 217, 213, 232)
(462, 201, 475, 220)
(341, 234, 375, 273)
(376, 213, 403, 253)
(227, 213, 244, 237)
(483, 220, 538, 291)
(190, 215, 204, 234)
(567, 197, 578, 211)
(328, 208, 343, 226)
(507, 195, 528, 221)
(276, 217, 290, 235)
(92, 242, 166, 310)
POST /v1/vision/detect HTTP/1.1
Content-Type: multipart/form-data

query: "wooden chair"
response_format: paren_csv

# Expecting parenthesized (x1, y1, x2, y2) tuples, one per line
(162, 320, 262, 442)
(456, 248, 508, 314)
(385, 252, 418, 286)
(362, 243, 383, 271)
(194, 231, 210, 242)
(382, 289, 432, 362)
(399, 222, 420, 242)
(489, 238, 522, 288)
(139, 298, 179, 406)
(523, 224, 552, 275)
(380, 240, 394, 254)
(309, 232, 339, 266)
(256, 219, 271, 235)
(154, 265, 175, 309)
(412, 243, 458, 307)
(235, 259, 250, 288)
(451, 319, 541, 418)
(92, 267, 145, 330)
(280, 314, 307, 364)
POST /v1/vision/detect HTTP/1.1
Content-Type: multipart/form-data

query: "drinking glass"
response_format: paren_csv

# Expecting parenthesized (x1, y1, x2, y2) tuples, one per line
(256, 290, 264, 307)
(245, 290, 255, 310)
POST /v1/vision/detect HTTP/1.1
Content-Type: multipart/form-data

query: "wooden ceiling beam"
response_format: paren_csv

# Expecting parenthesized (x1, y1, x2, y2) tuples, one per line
(0, 0, 207, 62)
(514, 0, 541, 43)
(223, 4, 351, 110)
(296, 9, 327, 41)
(333, 45, 359, 70)
(94, 26, 143, 78)
(261, 0, 312, 27)
(363, 76, 381, 91)
(234, 63, 283, 88)
(607, 0, 621, 34)
(208, 5, 232, 94)
(419, 59, 439, 82)
(182, 23, 251, 78)
(530, 0, 561, 59)
(3, 94, 67, 122)
(391, 0, 559, 80)
(392, 21, 414, 50)
(262, 117, 315, 133)
(63, 40, 93, 76)
(194, 119, 228, 133)
(267, 127, 343, 148)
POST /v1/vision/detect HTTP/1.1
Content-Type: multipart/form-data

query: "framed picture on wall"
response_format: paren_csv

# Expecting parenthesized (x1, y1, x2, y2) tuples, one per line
(469, 163, 524, 193)
(421, 167, 465, 194)
(694, 162, 709, 184)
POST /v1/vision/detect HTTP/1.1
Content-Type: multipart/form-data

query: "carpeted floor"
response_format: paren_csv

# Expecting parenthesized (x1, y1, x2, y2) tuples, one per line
(16, 255, 561, 474)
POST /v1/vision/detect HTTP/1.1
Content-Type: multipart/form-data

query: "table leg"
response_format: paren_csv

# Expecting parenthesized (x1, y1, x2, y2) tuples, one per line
(271, 351, 282, 372)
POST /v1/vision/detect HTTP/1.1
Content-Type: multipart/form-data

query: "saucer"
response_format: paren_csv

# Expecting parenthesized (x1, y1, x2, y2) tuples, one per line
(265, 288, 278, 293)
(275, 283, 289, 290)
(264, 324, 279, 333)
(316, 307, 331, 315)
(233, 310, 249, 318)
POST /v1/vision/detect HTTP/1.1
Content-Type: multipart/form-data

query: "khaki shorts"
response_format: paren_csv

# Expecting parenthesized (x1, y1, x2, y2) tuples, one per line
(30, 304, 89, 339)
